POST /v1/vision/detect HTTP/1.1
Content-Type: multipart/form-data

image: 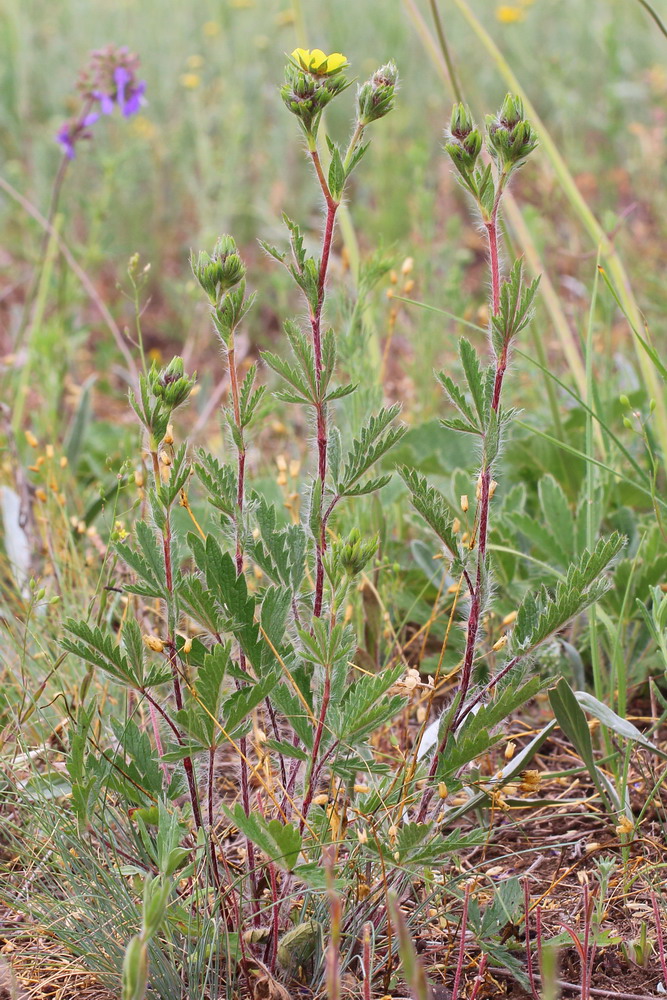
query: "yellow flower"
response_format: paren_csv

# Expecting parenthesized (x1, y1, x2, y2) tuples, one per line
(291, 47, 347, 76)
(496, 5, 524, 22)
(180, 73, 201, 90)
(186, 54, 204, 69)
(203, 20, 221, 36)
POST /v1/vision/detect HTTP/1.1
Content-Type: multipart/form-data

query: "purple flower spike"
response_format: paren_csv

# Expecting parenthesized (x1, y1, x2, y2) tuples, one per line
(114, 65, 130, 107)
(121, 80, 146, 117)
(92, 89, 114, 115)
(56, 123, 76, 159)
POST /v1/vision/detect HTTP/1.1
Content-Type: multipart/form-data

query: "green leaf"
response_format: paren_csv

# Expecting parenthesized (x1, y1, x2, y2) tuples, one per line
(225, 804, 302, 871)
(549, 679, 619, 811)
(399, 467, 460, 558)
(337, 404, 406, 496)
(509, 533, 624, 658)
(222, 674, 278, 735)
(459, 338, 489, 425)
(62, 620, 136, 687)
(328, 143, 346, 200)
(574, 691, 666, 758)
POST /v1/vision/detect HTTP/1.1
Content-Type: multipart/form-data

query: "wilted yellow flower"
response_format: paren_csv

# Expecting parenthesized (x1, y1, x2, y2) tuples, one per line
(519, 769, 541, 794)
(180, 73, 201, 89)
(186, 54, 204, 69)
(291, 48, 348, 76)
(616, 814, 634, 838)
(143, 634, 165, 653)
(496, 5, 524, 21)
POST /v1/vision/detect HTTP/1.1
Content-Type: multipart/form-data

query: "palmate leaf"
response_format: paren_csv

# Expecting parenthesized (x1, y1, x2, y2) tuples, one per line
(508, 532, 624, 657)
(202, 535, 264, 671)
(334, 663, 404, 741)
(178, 573, 226, 637)
(222, 673, 278, 735)
(369, 823, 484, 868)
(399, 467, 460, 559)
(195, 450, 237, 521)
(270, 683, 314, 750)
(435, 370, 479, 434)
(250, 495, 307, 589)
(456, 676, 543, 744)
(194, 643, 230, 742)
(491, 259, 540, 357)
(116, 521, 166, 600)
(459, 337, 491, 425)
(62, 619, 136, 686)
(239, 364, 267, 428)
(225, 803, 302, 871)
(261, 349, 313, 405)
(337, 404, 406, 497)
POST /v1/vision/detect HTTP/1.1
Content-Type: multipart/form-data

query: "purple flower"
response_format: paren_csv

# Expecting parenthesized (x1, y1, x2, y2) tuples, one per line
(92, 89, 115, 115)
(114, 65, 130, 106)
(121, 79, 146, 117)
(55, 111, 99, 159)
(56, 122, 76, 159)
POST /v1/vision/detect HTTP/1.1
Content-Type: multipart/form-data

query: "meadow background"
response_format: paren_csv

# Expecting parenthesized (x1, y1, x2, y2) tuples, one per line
(2, 0, 667, 997)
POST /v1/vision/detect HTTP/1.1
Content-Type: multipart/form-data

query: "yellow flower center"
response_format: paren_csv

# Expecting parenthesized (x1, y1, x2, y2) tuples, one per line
(291, 47, 347, 76)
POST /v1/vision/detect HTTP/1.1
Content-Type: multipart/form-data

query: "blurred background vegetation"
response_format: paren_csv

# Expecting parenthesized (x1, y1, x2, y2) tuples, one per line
(2, 0, 665, 421)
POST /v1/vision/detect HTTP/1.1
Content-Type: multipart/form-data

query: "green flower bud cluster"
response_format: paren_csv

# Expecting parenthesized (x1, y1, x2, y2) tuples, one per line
(191, 234, 246, 307)
(338, 528, 378, 577)
(357, 61, 399, 125)
(193, 236, 255, 347)
(129, 356, 196, 449)
(486, 93, 538, 169)
(153, 356, 197, 409)
(444, 102, 482, 174)
(280, 63, 347, 138)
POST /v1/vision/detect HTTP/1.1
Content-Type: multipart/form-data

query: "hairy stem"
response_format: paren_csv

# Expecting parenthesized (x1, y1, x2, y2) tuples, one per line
(150, 449, 204, 833)
(299, 666, 331, 833)
(417, 189, 508, 823)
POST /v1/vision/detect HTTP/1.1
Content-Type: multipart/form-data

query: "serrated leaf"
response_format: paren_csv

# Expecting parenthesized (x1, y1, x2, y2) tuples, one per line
(399, 467, 460, 558)
(337, 404, 405, 495)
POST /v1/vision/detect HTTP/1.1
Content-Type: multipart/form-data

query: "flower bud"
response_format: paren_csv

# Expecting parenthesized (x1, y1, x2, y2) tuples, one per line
(191, 235, 245, 304)
(281, 61, 347, 136)
(444, 102, 482, 174)
(486, 93, 538, 169)
(153, 356, 196, 409)
(356, 61, 398, 125)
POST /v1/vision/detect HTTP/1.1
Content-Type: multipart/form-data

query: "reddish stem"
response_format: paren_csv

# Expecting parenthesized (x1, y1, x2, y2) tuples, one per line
(416, 200, 508, 822)
(652, 893, 667, 986)
(362, 922, 373, 1000)
(299, 667, 331, 833)
(451, 886, 470, 1000)
(309, 149, 339, 620)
